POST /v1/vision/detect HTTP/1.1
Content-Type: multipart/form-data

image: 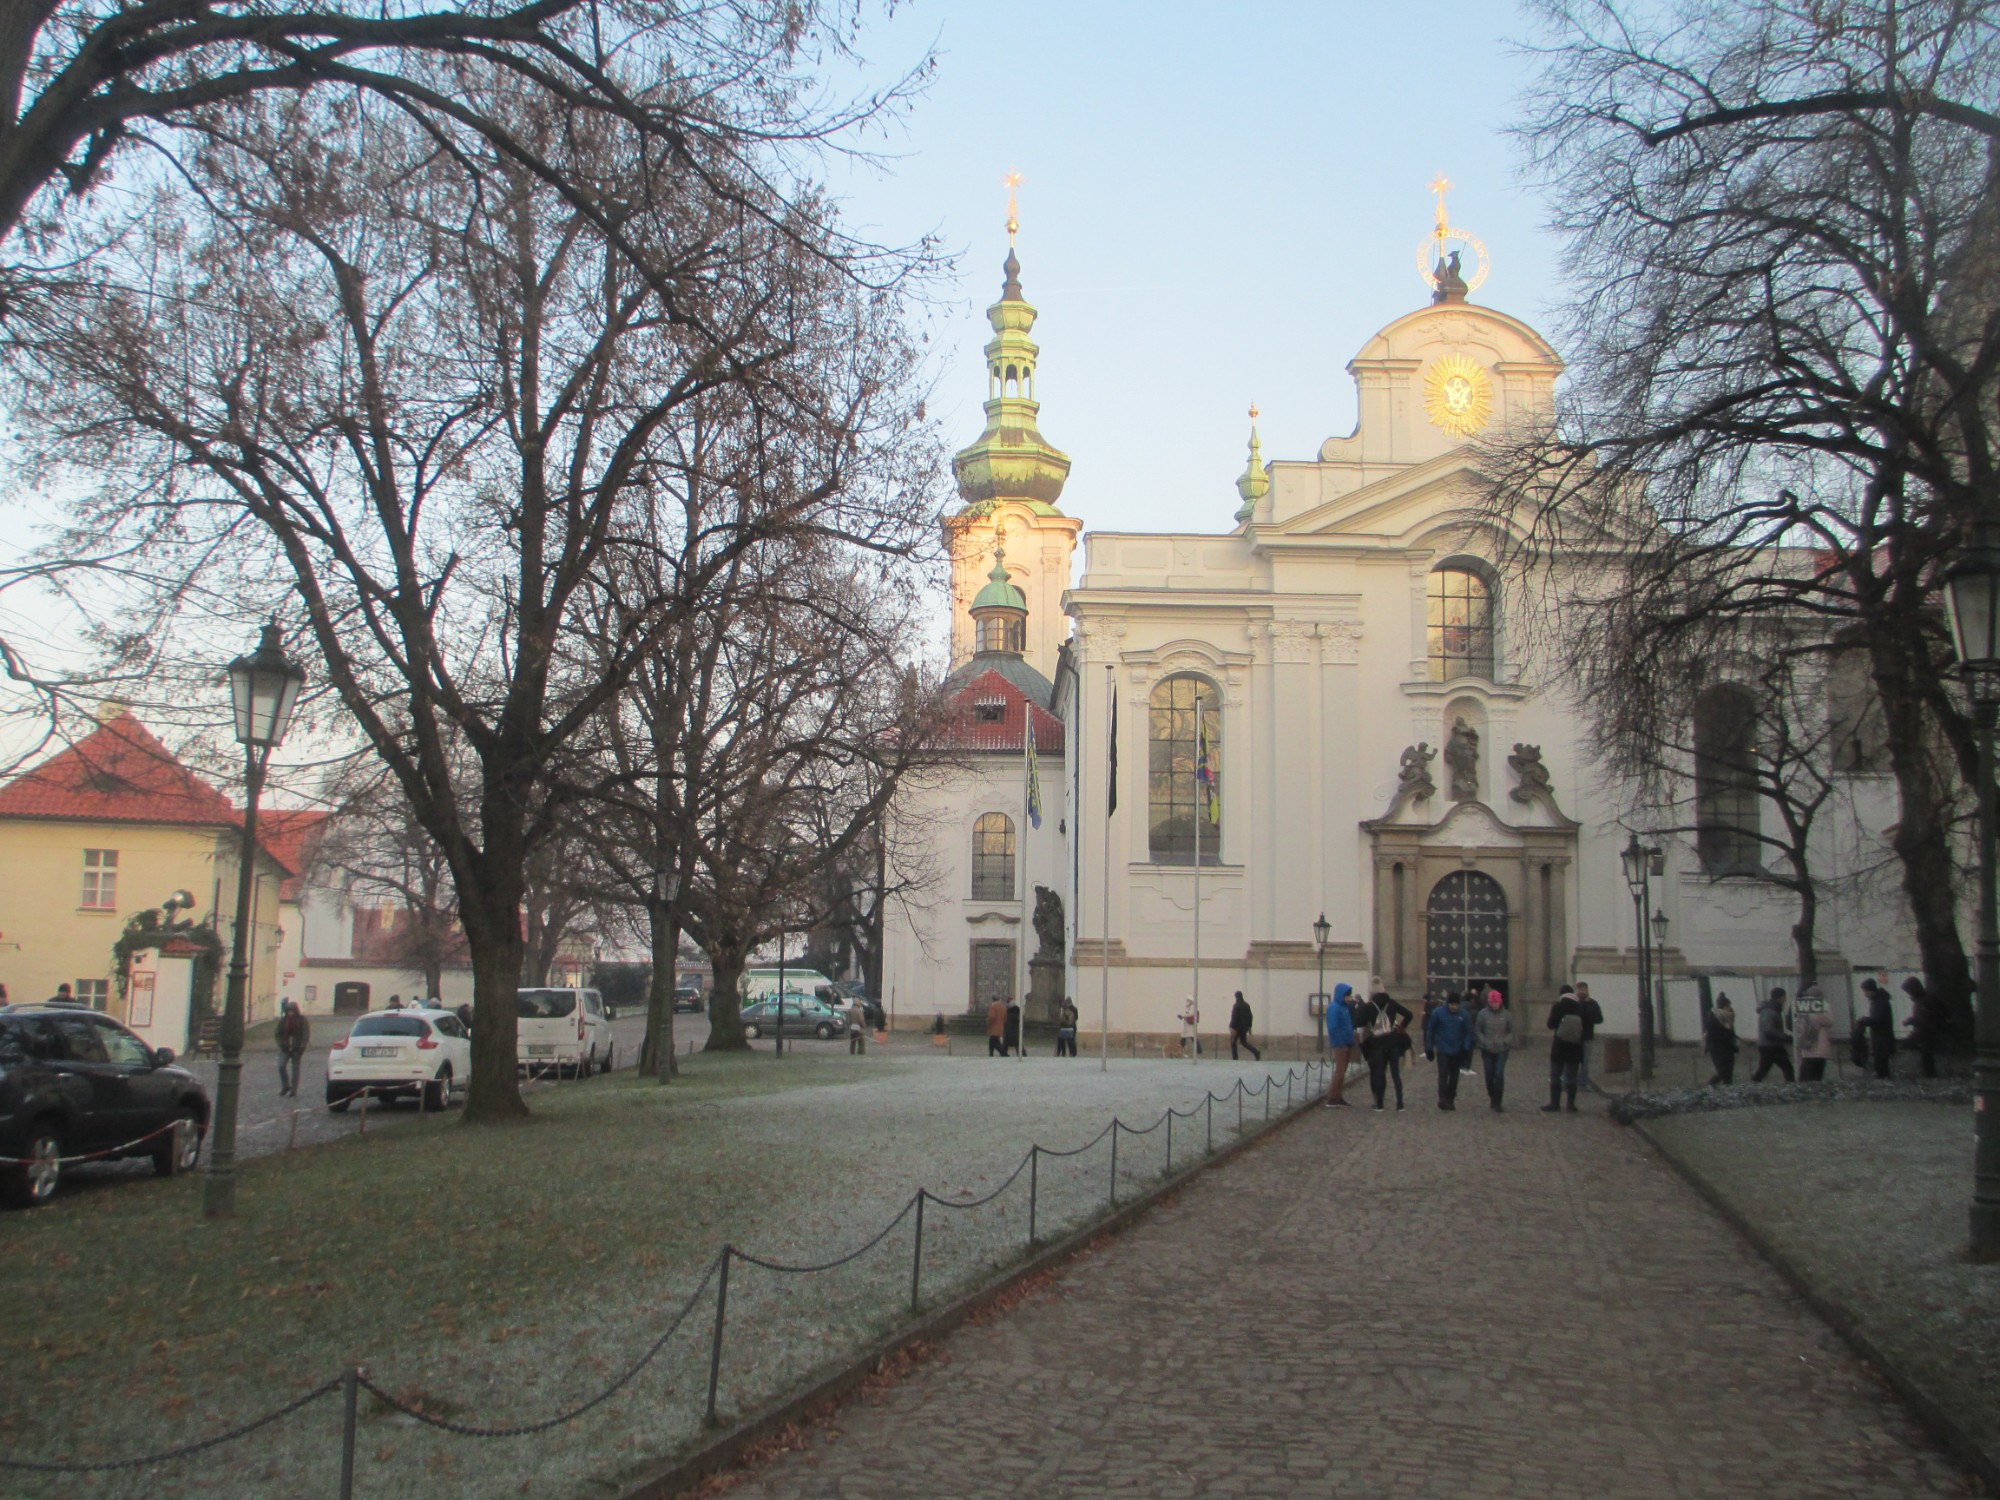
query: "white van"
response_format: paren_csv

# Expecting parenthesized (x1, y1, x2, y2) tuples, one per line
(742, 967, 834, 1003)
(515, 987, 615, 1078)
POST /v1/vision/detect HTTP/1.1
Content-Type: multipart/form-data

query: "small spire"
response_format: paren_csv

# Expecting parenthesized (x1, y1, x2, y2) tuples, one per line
(1004, 169, 1021, 245)
(989, 546, 1009, 585)
(1233, 403, 1269, 524)
(1001, 247, 1023, 301)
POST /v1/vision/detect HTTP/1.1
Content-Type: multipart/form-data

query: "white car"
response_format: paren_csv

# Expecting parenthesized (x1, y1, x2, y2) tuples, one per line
(515, 987, 615, 1078)
(326, 1008, 469, 1111)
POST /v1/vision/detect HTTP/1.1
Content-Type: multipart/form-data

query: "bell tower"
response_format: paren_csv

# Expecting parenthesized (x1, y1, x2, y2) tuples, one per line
(945, 178, 1082, 683)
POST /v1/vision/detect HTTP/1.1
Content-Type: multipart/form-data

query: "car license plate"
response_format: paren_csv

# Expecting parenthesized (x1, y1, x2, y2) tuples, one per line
(361, 1046, 397, 1058)
(527, 1044, 555, 1056)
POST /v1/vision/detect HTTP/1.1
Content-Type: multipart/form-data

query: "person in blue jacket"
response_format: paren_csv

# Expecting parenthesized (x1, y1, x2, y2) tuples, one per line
(1424, 992, 1474, 1111)
(1323, 981, 1356, 1107)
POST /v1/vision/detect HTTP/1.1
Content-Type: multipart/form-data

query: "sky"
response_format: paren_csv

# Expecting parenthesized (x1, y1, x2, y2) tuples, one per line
(823, 0, 1571, 542)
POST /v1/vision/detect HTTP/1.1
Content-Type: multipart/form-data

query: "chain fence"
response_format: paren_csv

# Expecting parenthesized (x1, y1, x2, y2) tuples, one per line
(0, 1059, 1331, 1497)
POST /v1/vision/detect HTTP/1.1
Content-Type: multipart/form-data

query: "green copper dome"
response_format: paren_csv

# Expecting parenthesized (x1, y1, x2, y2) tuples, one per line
(970, 549, 1028, 614)
(952, 248, 1072, 510)
(1233, 411, 1269, 525)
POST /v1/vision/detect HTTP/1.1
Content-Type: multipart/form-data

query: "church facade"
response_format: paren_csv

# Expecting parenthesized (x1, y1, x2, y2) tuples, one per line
(883, 215, 1918, 1044)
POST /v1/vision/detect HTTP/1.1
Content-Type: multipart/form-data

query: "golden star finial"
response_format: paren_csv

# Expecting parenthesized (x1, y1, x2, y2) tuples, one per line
(1248, 402, 1260, 424)
(1004, 169, 1022, 243)
(1429, 174, 1452, 238)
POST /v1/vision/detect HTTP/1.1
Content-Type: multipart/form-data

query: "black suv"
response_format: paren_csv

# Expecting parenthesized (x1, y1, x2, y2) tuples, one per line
(0, 1005, 210, 1208)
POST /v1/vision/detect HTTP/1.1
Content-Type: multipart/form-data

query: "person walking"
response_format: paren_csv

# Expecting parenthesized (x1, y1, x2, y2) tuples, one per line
(1004, 997, 1023, 1057)
(1750, 987, 1796, 1083)
(1859, 977, 1896, 1079)
(1324, 982, 1356, 1107)
(45, 983, 75, 1005)
(275, 998, 310, 1098)
(1794, 983, 1833, 1082)
(1424, 991, 1473, 1110)
(1228, 990, 1261, 1061)
(846, 996, 868, 1055)
(1704, 992, 1740, 1086)
(1361, 985, 1412, 1112)
(986, 996, 1007, 1058)
(1472, 989, 1516, 1110)
(1055, 997, 1079, 1057)
(1178, 997, 1200, 1058)
(1902, 975, 1943, 1079)
(1544, 988, 1587, 1112)
(1573, 982, 1604, 1093)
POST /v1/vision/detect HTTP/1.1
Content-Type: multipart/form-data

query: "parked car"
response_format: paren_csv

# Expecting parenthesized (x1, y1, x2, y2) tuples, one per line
(0, 1004, 209, 1207)
(672, 977, 706, 1014)
(739, 993, 845, 1040)
(327, 1007, 469, 1111)
(818, 981, 884, 1029)
(515, 987, 615, 1077)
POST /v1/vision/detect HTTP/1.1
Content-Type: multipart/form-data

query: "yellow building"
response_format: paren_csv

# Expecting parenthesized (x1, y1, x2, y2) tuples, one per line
(0, 705, 290, 1049)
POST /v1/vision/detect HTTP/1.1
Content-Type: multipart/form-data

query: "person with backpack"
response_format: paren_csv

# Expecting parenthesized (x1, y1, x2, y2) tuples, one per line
(1794, 983, 1833, 1082)
(275, 998, 310, 1098)
(1055, 997, 1079, 1057)
(1227, 990, 1260, 1061)
(1704, 992, 1740, 1086)
(1360, 982, 1413, 1112)
(1324, 981, 1356, 1107)
(1750, 987, 1796, 1083)
(1472, 989, 1516, 1110)
(1544, 988, 1587, 1112)
(1423, 991, 1473, 1111)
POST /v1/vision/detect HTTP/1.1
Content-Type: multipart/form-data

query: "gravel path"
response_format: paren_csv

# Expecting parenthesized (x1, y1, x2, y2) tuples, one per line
(717, 1083, 1979, 1500)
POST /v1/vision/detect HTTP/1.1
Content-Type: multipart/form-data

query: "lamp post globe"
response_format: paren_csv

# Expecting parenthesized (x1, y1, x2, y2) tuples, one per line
(1946, 519, 2000, 1261)
(203, 622, 304, 1218)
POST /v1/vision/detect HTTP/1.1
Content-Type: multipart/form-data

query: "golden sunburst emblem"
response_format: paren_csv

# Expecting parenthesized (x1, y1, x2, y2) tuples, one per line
(1423, 353, 1493, 438)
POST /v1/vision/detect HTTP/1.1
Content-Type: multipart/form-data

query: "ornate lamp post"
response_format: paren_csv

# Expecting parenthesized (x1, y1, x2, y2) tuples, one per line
(1621, 834, 1656, 1081)
(1943, 519, 2000, 1260)
(1312, 911, 1331, 1054)
(1651, 908, 1671, 1055)
(203, 623, 304, 1218)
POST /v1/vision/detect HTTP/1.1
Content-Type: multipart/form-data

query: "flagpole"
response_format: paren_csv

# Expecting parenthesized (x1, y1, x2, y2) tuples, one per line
(1101, 663, 1113, 1074)
(1019, 709, 1031, 1062)
(1191, 691, 1202, 1065)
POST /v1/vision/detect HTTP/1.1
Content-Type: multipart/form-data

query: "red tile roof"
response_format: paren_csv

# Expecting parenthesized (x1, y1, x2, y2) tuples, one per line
(936, 668, 1066, 754)
(260, 809, 330, 901)
(0, 710, 300, 874)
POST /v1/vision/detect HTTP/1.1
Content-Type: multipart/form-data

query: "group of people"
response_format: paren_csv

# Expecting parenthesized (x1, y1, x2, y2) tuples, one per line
(1702, 974, 1945, 1086)
(1320, 978, 1606, 1115)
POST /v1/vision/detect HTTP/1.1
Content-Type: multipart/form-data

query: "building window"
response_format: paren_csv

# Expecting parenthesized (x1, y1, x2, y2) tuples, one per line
(971, 812, 1016, 901)
(1427, 566, 1496, 681)
(1695, 682, 1762, 874)
(75, 979, 109, 1010)
(1148, 674, 1222, 865)
(80, 849, 118, 910)
(976, 615, 1025, 653)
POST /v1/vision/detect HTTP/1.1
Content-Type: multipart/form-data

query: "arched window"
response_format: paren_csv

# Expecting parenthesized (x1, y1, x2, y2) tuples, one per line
(1427, 564, 1496, 681)
(1695, 683, 1762, 874)
(970, 812, 1016, 900)
(976, 614, 1025, 653)
(1148, 674, 1222, 864)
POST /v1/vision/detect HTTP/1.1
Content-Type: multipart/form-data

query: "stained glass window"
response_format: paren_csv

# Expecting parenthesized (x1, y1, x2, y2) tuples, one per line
(1427, 567, 1496, 681)
(1148, 675, 1221, 865)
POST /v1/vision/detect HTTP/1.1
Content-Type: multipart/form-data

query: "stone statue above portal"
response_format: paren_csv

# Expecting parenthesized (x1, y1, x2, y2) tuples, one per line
(1378, 742, 1437, 822)
(1445, 717, 1480, 801)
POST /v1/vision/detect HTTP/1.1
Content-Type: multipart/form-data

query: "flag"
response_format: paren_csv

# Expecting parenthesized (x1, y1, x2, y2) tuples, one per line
(1025, 715, 1043, 830)
(1106, 687, 1118, 817)
(1196, 708, 1219, 825)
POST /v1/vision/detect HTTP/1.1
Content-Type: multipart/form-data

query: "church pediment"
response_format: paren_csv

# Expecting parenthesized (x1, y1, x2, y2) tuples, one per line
(1266, 450, 1488, 541)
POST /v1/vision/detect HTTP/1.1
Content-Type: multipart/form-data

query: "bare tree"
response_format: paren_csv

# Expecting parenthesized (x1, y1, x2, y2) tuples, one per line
(1490, 0, 2000, 1041)
(313, 766, 466, 1002)
(8, 64, 939, 1119)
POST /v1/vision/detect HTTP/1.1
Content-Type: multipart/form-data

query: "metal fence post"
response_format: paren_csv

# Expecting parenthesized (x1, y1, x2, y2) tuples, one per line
(1028, 1147, 1039, 1246)
(338, 1366, 359, 1500)
(705, 1248, 731, 1428)
(1265, 1076, 1271, 1120)
(1166, 1110, 1173, 1173)
(1237, 1082, 1244, 1134)
(909, 1193, 926, 1312)
(1287, 1071, 1293, 1109)
(1109, 1122, 1119, 1206)
(1206, 1093, 1213, 1152)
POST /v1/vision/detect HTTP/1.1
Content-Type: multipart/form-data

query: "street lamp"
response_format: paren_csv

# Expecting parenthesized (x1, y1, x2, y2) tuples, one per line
(1312, 911, 1331, 1054)
(204, 622, 304, 1217)
(1944, 517, 2000, 1260)
(1621, 833, 1656, 1081)
(1651, 908, 1671, 1051)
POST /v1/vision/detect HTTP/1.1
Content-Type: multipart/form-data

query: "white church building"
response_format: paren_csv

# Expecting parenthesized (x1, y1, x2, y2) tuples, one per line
(882, 208, 1918, 1047)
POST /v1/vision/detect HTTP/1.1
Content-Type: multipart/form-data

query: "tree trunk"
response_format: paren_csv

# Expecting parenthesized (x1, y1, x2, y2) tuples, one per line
(641, 901, 681, 1079)
(1789, 877, 1818, 992)
(1869, 626, 1976, 1041)
(460, 878, 530, 1121)
(705, 943, 750, 1051)
(422, 950, 444, 1006)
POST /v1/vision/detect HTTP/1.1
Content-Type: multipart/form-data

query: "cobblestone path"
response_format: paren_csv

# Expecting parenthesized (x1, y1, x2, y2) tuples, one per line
(726, 1084, 1976, 1499)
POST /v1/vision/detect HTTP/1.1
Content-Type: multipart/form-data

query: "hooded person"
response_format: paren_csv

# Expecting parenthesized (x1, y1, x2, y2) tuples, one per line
(1423, 991, 1473, 1110)
(1324, 981, 1357, 1107)
(1859, 978, 1896, 1079)
(1705, 992, 1740, 1086)
(1471, 988, 1516, 1110)
(275, 998, 310, 1098)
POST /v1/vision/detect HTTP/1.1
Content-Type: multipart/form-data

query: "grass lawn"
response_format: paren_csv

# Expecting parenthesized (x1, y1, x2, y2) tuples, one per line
(0, 1050, 1310, 1499)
